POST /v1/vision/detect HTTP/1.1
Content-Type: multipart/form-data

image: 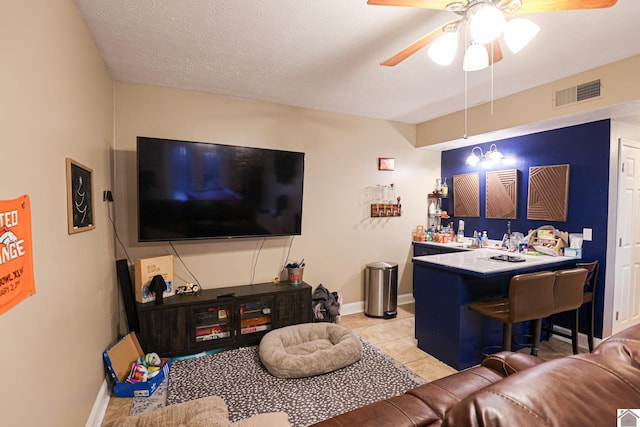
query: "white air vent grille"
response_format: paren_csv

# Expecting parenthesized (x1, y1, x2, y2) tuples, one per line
(554, 79, 601, 108)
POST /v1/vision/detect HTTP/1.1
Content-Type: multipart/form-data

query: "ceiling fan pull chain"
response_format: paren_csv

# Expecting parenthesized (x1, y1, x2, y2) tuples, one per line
(464, 69, 468, 139)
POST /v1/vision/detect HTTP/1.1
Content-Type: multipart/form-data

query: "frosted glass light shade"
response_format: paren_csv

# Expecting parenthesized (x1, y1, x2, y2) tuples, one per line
(466, 152, 480, 165)
(489, 150, 504, 160)
(488, 144, 504, 160)
(428, 32, 458, 66)
(504, 18, 540, 53)
(463, 44, 489, 72)
(465, 147, 483, 165)
(470, 5, 505, 44)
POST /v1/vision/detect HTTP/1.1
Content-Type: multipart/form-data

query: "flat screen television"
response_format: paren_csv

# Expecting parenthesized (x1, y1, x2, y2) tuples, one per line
(137, 137, 304, 241)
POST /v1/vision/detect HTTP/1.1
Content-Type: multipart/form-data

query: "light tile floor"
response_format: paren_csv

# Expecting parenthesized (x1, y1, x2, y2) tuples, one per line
(338, 304, 458, 382)
(101, 303, 573, 424)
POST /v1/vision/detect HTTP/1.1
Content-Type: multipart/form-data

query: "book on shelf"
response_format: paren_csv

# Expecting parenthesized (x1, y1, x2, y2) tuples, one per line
(241, 316, 271, 327)
(241, 324, 271, 335)
(195, 331, 231, 342)
(195, 325, 231, 341)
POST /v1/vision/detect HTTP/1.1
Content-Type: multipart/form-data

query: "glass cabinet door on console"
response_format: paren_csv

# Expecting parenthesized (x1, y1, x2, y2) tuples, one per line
(237, 296, 274, 343)
(191, 301, 234, 350)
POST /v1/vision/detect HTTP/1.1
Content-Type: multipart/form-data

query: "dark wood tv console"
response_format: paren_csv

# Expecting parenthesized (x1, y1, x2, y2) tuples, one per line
(136, 281, 312, 357)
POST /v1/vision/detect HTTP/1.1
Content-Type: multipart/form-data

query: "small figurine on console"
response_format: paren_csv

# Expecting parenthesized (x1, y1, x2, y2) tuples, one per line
(176, 282, 200, 295)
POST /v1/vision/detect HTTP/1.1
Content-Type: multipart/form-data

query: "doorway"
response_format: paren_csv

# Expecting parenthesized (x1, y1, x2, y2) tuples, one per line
(612, 138, 640, 334)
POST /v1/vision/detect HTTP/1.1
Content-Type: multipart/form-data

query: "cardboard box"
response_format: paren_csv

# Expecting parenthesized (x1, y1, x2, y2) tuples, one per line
(134, 255, 175, 303)
(103, 332, 170, 398)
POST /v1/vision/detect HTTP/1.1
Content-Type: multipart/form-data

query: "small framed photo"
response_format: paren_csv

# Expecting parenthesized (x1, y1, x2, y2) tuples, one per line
(378, 157, 395, 171)
(66, 158, 95, 234)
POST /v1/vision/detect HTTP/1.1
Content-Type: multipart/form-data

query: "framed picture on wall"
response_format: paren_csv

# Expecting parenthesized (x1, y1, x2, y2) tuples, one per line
(453, 172, 480, 217)
(486, 169, 518, 219)
(378, 157, 395, 171)
(527, 164, 570, 221)
(66, 158, 95, 234)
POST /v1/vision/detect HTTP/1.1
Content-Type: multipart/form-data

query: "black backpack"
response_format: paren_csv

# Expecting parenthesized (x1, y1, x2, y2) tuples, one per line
(311, 284, 340, 322)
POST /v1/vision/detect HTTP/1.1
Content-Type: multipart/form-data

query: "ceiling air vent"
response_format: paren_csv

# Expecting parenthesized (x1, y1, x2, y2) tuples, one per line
(554, 79, 601, 108)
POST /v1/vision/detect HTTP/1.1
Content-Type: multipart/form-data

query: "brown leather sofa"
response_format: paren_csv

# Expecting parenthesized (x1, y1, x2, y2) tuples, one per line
(311, 324, 640, 426)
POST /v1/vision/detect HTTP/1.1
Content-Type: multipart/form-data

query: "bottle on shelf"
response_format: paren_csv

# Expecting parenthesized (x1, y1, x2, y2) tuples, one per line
(441, 177, 448, 196)
(428, 197, 437, 216)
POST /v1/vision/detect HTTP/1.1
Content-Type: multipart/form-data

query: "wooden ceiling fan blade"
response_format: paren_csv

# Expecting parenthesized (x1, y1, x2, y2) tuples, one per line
(380, 20, 457, 66)
(367, 0, 457, 9)
(486, 39, 503, 65)
(515, 0, 618, 14)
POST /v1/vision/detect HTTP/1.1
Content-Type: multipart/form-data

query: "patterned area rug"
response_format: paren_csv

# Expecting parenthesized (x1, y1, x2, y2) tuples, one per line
(167, 339, 425, 427)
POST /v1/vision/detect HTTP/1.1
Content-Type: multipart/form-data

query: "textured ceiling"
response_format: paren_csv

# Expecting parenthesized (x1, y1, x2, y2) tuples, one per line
(74, 0, 640, 125)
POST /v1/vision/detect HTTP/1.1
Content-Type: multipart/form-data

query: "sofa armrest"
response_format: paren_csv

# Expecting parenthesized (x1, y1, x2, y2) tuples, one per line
(592, 324, 640, 368)
(481, 351, 545, 376)
(444, 354, 640, 427)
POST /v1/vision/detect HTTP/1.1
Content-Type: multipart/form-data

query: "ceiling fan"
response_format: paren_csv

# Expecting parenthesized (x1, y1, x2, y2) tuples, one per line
(368, 0, 619, 70)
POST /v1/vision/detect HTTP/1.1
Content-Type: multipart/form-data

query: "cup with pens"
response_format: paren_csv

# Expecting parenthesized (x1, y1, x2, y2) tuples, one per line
(285, 258, 305, 285)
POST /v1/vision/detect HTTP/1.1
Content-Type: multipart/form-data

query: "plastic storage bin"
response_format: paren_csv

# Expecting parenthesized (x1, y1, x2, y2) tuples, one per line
(364, 261, 398, 319)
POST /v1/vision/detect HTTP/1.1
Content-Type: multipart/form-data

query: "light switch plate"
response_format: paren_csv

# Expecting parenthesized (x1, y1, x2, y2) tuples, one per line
(583, 228, 592, 241)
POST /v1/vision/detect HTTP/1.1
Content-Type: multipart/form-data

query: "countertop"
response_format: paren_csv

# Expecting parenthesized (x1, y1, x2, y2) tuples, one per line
(413, 247, 580, 277)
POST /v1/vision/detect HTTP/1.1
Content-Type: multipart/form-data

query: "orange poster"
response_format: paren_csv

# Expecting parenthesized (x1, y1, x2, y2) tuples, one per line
(0, 195, 35, 315)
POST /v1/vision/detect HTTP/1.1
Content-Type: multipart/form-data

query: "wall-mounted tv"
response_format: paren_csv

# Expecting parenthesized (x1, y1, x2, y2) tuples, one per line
(137, 137, 304, 241)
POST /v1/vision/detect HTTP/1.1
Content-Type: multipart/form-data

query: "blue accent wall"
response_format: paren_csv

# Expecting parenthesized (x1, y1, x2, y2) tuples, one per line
(440, 119, 610, 338)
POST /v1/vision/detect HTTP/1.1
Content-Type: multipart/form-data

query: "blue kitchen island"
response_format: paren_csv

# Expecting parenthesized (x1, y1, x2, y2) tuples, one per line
(412, 246, 579, 370)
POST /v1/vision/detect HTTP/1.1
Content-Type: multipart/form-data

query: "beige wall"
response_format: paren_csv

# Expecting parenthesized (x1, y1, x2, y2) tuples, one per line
(114, 83, 441, 305)
(417, 55, 640, 147)
(0, 1, 115, 426)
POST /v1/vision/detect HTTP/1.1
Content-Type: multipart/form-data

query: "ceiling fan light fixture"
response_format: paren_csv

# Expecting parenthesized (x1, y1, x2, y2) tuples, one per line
(463, 44, 489, 72)
(428, 32, 459, 66)
(470, 5, 506, 44)
(504, 18, 540, 53)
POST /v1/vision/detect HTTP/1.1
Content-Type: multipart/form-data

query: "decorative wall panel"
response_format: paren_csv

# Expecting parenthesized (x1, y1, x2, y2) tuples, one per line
(527, 164, 570, 221)
(453, 173, 479, 217)
(486, 169, 518, 219)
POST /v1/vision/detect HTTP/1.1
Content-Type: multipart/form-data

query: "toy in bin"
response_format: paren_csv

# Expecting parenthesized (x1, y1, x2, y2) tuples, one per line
(127, 352, 162, 384)
(103, 332, 170, 397)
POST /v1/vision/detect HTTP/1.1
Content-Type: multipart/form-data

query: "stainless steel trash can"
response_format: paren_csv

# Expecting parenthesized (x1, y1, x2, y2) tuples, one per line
(364, 261, 398, 319)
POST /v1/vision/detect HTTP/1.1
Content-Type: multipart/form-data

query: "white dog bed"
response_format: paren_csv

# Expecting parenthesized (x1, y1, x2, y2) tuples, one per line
(259, 323, 362, 379)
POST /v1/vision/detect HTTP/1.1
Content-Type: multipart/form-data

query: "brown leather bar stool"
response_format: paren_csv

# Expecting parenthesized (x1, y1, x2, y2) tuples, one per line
(578, 261, 599, 352)
(469, 271, 556, 356)
(548, 267, 590, 354)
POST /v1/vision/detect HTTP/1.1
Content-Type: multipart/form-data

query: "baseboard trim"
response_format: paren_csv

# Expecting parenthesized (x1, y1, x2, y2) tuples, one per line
(551, 325, 602, 350)
(340, 293, 414, 316)
(86, 378, 111, 427)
